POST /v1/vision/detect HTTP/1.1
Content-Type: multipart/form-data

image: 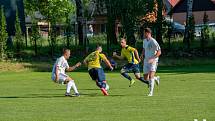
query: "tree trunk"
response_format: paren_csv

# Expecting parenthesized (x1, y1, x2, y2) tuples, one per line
(75, 0, 84, 46)
(183, 0, 193, 50)
(105, 0, 117, 55)
(156, 0, 163, 45)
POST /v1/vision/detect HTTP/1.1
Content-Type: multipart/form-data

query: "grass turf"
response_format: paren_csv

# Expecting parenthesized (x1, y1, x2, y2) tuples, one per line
(0, 65, 215, 121)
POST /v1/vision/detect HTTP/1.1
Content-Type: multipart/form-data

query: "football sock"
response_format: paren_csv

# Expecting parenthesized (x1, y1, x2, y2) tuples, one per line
(149, 77, 155, 94)
(71, 80, 79, 94)
(138, 77, 149, 84)
(66, 81, 73, 93)
(121, 72, 132, 81)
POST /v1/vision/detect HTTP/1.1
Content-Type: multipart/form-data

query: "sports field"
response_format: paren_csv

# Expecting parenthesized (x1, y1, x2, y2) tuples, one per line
(0, 65, 214, 121)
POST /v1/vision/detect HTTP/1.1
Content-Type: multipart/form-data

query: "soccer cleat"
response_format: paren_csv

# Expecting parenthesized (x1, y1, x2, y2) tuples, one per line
(155, 76, 160, 86)
(74, 93, 80, 97)
(129, 79, 136, 87)
(65, 92, 71, 97)
(101, 88, 109, 96)
(148, 93, 153, 96)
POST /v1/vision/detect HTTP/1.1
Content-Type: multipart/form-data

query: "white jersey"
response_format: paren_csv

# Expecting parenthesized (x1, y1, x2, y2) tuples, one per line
(143, 37, 161, 63)
(52, 56, 69, 79)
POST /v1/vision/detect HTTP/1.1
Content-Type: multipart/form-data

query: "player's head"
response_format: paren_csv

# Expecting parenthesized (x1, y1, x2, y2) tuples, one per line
(96, 44, 102, 52)
(120, 38, 127, 48)
(62, 48, 70, 59)
(144, 28, 152, 38)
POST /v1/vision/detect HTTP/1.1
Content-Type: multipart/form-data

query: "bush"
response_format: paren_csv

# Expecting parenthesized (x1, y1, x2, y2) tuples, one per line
(88, 34, 107, 45)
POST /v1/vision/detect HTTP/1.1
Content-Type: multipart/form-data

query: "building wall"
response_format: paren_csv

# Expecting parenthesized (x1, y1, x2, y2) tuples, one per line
(173, 11, 215, 25)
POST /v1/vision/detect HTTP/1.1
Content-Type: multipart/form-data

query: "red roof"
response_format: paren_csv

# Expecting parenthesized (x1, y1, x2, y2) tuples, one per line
(168, 0, 181, 7)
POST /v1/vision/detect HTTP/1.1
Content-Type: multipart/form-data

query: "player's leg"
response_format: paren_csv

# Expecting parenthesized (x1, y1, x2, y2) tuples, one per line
(88, 68, 99, 87)
(120, 64, 135, 87)
(65, 76, 79, 97)
(133, 64, 149, 85)
(148, 62, 158, 96)
(97, 68, 109, 96)
(148, 71, 156, 96)
(143, 62, 150, 87)
(153, 63, 160, 85)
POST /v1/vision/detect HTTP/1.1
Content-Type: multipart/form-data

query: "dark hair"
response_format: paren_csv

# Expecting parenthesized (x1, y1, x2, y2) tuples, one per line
(62, 48, 70, 54)
(144, 28, 152, 33)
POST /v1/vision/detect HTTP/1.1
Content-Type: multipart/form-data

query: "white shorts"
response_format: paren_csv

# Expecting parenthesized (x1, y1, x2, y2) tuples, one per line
(143, 61, 158, 74)
(52, 73, 68, 84)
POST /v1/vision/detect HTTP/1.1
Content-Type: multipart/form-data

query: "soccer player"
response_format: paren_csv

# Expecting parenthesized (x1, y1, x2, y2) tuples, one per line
(113, 38, 149, 87)
(141, 28, 161, 96)
(83, 45, 113, 96)
(51, 48, 81, 97)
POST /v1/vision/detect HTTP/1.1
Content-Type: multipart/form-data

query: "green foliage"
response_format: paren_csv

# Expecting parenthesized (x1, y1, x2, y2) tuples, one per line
(88, 34, 107, 45)
(105, 0, 155, 45)
(24, 0, 76, 57)
(201, 25, 210, 50)
(0, 7, 7, 60)
(25, 0, 75, 23)
(14, 14, 25, 57)
(211, 31, 215, 43)
(188, 15, 195, 42)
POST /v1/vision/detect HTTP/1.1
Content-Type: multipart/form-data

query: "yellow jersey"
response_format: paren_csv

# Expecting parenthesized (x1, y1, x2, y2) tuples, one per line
(121, 45, 139, 64)
(84, 50, 107, 69)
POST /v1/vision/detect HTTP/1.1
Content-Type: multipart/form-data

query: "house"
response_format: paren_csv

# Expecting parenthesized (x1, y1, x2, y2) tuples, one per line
(168, 0, 215, 24)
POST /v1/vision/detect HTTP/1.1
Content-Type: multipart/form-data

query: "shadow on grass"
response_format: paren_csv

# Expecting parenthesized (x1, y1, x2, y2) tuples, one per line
(0, 94, 65, 99)
(157, 64, 215, 74)
(0, 93, 126, 99)
(22, 62, 215, 74)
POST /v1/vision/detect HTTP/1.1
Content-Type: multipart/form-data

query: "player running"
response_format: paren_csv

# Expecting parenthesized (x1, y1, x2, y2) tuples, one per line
(141, 28, 161, 96)
(83, 44, 113, 96)
(113, 38, 149, 87)
(51, 48, 81, 97)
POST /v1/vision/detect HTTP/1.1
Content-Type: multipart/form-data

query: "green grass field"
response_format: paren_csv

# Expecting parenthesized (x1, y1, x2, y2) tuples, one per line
(0, 65, 215, 121)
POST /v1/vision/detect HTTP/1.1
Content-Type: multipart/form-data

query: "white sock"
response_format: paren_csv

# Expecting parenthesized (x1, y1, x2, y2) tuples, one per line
(66, 81, 73, 93)
(149, 77, 155, 94)
(154, 76, 157, 80)
(71, 80, 79, 94)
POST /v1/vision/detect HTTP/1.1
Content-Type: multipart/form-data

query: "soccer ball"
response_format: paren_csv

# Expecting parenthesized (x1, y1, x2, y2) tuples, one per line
(105, 84, 110, 90)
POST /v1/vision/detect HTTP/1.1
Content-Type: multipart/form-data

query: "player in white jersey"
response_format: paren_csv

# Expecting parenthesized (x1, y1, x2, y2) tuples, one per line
(141, 28, 161, 96)
(51, 49, 81, 97)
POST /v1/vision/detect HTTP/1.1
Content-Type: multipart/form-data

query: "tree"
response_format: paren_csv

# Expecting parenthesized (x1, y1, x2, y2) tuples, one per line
(25, 0, 75, 57)
(1, 0, 26, 48)
(156, 0, 163, 45)
(105, 0, 156, 46)
(0, 6, 7, 60)
(201, 12, 209, 52)
(75, 0, 84, 46)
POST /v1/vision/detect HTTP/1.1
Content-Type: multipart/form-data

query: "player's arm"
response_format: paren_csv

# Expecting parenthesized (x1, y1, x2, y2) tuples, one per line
(101, 54, 113, 70)
(128, 47, 141, 62)
(55, 66, 59, 82)
(83, 57, 88, 66)
(83, 53, 94, 66)
(155, 49, 161, 58)
(148, 42, 161, 63)
(134, 49, 141, 63)
(140, 48, 145, 61)
(66, 62, 82, 72)
(112, 52, 124, 60)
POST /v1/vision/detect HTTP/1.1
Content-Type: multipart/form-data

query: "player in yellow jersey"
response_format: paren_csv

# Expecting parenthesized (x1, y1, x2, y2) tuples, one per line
(83, 45, 113, 96)
(113, 38, 149, 87)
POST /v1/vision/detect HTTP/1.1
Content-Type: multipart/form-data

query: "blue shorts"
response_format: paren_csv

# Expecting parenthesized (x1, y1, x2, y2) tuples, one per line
(121, 63, 140, 74)
(88, 68, 106, 82)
